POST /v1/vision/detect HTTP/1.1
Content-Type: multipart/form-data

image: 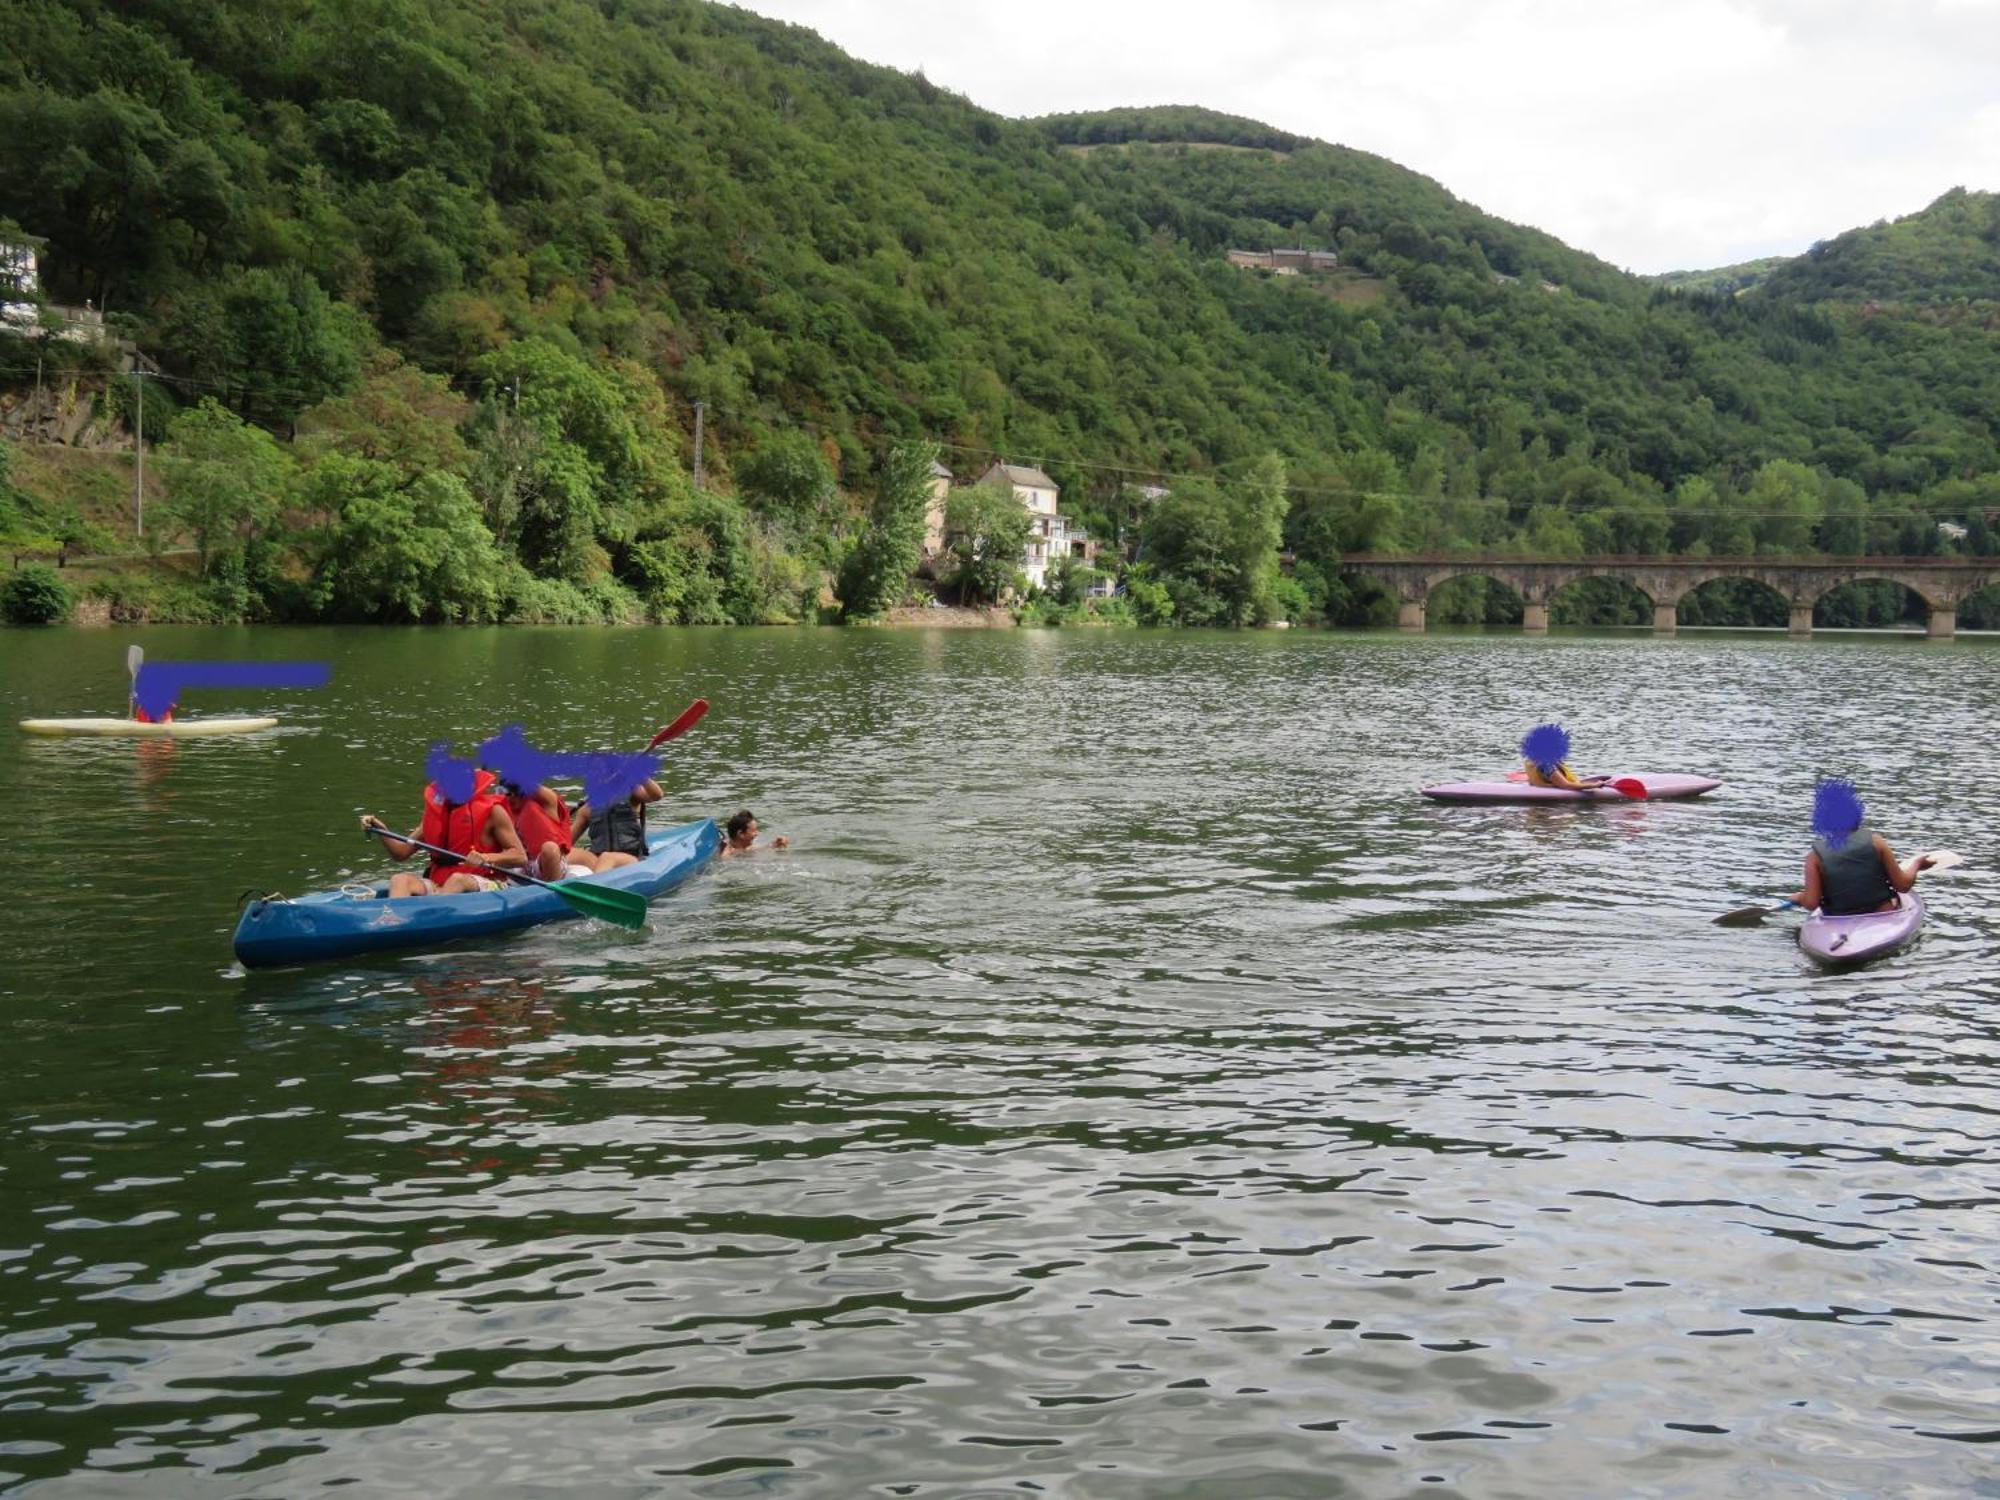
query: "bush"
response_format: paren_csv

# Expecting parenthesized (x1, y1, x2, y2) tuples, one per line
(1, 563, 70, 624)
(499, 566, 644, 624)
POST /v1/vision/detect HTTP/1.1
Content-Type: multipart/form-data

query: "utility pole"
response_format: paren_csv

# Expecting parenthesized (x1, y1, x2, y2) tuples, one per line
(132, 368, 144, 538)
(692, 400, 705, 490)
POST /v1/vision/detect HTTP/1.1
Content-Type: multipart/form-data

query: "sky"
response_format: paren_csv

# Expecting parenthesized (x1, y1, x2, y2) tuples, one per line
(742, 0, 2000, 274)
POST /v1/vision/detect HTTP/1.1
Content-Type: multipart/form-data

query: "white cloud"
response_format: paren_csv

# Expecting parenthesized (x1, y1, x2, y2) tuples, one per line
(742, 0, 2000, 271)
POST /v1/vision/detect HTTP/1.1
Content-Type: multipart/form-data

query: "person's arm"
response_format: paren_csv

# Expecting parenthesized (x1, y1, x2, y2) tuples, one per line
(1549, 763, 1586, 790)
(632, 778, 664, 805)
(481, 805, 528, 870)
(1878, 835, 1927, 892)
(1788, 851, 1823, 911)
(360, 814, 419, 862)
(570, 801, 590, 839)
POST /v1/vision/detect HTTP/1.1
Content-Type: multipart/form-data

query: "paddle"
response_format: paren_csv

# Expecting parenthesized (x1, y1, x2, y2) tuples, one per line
(645, 698, 709, 751)
(364, 825, 648, 930)
(1714, 849, 1967, 926)
(126, 645, 142, 717)
(1502, 768, 1648, 798)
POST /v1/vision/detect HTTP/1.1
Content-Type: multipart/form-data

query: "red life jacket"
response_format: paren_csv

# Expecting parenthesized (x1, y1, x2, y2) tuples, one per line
(133, 705, 174, 723)
(507, 789, 572, 857)
(419, 770, 501, 882)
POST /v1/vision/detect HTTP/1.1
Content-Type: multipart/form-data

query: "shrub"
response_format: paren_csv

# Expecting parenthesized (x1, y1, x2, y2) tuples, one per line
(1, 563, 70, 624)
(499, 566, 644, 624)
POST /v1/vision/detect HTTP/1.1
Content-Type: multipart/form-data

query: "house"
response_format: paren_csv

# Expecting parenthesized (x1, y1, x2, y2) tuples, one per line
(921, 459, 952, 561)
(1226, 247, 1339, 275)
(976, 460, 1096, 590)
(0, 241, 106, 345)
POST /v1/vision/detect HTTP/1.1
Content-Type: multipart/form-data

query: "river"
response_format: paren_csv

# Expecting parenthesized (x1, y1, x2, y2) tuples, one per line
(1, 624, 1995, 1497)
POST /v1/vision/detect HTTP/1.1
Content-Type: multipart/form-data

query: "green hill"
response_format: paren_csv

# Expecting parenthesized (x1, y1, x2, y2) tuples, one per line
(1756, 188, 2000, 305)
(2, 0, 1998, 629)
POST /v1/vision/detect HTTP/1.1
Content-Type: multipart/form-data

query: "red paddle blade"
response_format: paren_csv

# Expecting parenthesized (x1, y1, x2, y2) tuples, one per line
(1610, 777, 1648, 800)
(646, 699, 709, 750)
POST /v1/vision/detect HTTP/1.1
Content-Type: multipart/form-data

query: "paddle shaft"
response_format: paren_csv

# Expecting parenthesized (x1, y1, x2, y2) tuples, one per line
(365, 823, 542, 888)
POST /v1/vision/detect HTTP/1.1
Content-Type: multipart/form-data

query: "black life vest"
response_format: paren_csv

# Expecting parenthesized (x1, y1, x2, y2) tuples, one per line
(1814, 828, 1894, 915)
(584, 797, 648, 857)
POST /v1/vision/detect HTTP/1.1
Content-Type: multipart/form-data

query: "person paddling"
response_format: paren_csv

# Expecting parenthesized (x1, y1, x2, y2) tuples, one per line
(1789, 777, 1933, 916)
(1520, 722, 1610, 790)
(360, 759, 528, 896)
(502, 777, 598, 882)
(570, 774, 664, 872)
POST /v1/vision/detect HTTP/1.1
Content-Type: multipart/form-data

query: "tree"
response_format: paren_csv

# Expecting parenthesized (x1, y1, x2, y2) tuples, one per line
(311, 465, 503, 622)
(158, 399, 290, 575)
(1139, 454, 1287, 625)
(941, 478, 1032, 604)
(837, 441, 935, 618)
(296, 350, 472, 479)
(737, 431, 838, 531)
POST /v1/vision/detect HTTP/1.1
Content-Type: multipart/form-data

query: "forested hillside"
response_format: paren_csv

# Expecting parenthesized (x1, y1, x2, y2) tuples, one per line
(2, 0, 1999, 630)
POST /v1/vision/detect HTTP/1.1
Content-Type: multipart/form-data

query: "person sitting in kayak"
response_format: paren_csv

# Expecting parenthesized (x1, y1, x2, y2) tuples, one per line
(1789, 776, 1933, 915)
(720, 809, 790, 857)
(360, 762, 528, 896)
(500, 778, 599, 882)
(1521, 722, 1610, 790)
(570, 774, 664, 872)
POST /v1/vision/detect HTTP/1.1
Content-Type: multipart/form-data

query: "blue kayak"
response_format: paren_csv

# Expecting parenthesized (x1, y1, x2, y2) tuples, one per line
(233, 818, 720, 969)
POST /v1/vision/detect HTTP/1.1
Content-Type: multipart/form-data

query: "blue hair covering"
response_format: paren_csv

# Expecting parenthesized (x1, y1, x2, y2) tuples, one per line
(1812, 777, 1865, 847)
(426, 741, 479, 804)
(1520, 722, 1571, 773)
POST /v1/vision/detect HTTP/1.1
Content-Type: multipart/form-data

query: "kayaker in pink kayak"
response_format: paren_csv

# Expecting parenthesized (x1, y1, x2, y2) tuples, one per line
(1520, 723, 1611, 790)
(720, 809, 789, 857)
(1789, 777, 1933, 915)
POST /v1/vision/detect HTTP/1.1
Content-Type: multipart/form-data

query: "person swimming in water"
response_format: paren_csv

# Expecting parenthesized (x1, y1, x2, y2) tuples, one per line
(1520, 722, 1611, 790)
(719, 809, 789, 857)
(1789, 777, 1933, 915)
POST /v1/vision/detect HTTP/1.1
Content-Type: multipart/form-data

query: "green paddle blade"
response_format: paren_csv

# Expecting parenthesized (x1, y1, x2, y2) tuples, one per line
(550, 878, 649, 930)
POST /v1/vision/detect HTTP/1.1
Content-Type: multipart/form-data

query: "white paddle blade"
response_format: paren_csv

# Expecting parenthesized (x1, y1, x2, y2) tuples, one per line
(126, 645, 143, 676)
(1922, 849, 1966, 871)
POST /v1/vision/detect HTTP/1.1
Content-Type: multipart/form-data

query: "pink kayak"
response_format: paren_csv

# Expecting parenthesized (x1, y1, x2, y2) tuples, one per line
(1799, 892, 1924, 966)
(1421, 774, 1723, 804)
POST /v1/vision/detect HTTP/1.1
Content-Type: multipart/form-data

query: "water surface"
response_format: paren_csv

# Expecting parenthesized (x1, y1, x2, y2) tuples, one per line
(1, 625, 1996, 1497)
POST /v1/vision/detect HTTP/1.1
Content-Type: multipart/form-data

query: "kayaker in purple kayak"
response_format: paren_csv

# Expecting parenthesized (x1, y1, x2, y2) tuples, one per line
(1520, 723, 1611, 790)
(1788, 777, 1934, 915)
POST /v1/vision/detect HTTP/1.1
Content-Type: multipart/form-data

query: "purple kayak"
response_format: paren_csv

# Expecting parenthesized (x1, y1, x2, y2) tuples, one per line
(1799, 892, 1924, 967)
(1420, 774, 1723, 804)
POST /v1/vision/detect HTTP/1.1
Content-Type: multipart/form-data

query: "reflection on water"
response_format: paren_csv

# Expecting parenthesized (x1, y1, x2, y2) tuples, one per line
(1, 626, 1997, 1496)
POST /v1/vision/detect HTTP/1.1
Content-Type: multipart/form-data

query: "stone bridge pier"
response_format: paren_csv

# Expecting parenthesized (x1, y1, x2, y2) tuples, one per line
(1341, 555, 1997, 640)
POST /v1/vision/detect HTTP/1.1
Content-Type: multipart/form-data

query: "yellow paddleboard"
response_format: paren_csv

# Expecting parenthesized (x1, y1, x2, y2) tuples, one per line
(18, 717, 279, 737)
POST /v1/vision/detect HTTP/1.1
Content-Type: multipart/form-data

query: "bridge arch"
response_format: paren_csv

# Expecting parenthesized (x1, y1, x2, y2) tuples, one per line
(1547, 573, 1655, 627)
(1959, 581, 2000, 630)
(1673, 574, 1791, 629)
(1808, 575, 1934, 630)
(1425, 571, 1526, 627)
(1801, 571, 1939, 611)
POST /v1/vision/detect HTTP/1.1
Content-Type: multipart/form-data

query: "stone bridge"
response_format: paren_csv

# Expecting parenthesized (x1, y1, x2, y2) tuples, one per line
(1339, 554, 2000, 638)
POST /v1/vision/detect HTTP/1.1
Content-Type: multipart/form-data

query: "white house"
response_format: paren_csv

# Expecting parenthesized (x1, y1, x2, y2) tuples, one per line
(975, 461, 1096, 590)
(0, 242, 106, 345)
